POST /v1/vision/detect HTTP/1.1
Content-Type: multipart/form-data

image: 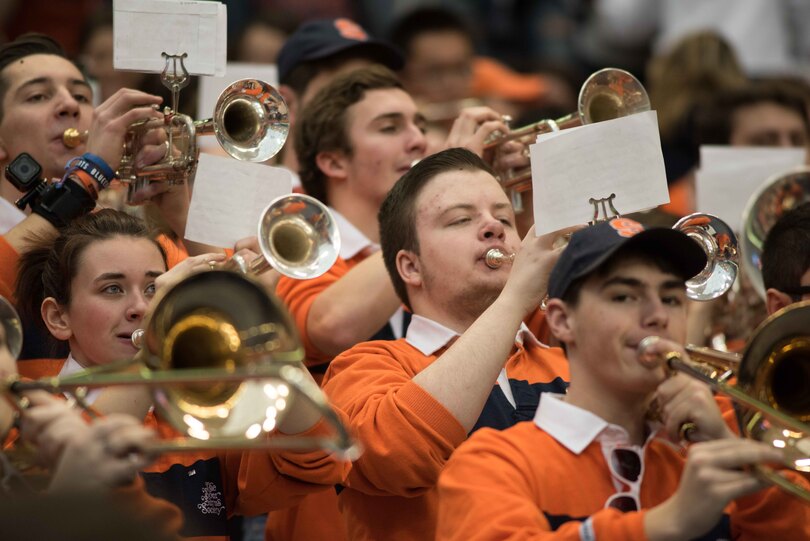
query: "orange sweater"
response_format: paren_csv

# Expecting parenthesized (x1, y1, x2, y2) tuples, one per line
(270, 252, 372, 541)
(437, 420, 810, 541)
(321, 335, 570, 541)
(275, 252, 367, 372)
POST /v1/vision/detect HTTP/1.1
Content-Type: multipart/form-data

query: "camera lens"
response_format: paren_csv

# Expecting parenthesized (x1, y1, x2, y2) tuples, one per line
(18, 164, 30, 174)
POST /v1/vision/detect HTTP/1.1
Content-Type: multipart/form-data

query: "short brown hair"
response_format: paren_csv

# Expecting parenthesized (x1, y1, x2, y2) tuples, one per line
(379, 147, 494, 309)
(294, 65, 403, 204)
(0, 33, 77, 123)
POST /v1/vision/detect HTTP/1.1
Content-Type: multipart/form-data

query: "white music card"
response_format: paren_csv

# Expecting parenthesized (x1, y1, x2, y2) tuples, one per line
(530, 110, 669, 235)
(113, 0, 227, 76)
(696, 146, 806, 232)
(185, 154, 293, 248)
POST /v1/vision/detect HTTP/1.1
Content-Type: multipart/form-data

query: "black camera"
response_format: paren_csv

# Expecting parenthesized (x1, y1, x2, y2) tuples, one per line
(6, 152, 43, 192)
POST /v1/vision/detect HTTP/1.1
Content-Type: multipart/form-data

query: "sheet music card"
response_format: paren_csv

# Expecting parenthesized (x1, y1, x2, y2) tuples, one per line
(696, 146, 806, 232)
(113, 0, 227, 76)
(185, 154, 293, 248)
(530, 110, 669, 235)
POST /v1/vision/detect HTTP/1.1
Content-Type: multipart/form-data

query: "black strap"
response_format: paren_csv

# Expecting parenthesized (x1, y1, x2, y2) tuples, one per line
(30, 179, 95, 229)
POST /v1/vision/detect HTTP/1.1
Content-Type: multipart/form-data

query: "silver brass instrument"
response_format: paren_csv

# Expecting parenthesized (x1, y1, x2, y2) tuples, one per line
(485, 212, 739, 303)
(740, 166, 810, 299)
(0, 297, 22, 360)
(0, 273, 358, 457)
(64, 75, 289, 205)
(639, 300, 810, 502)
(673, 213, 739, 301)
(226, 194, 340, 280)
(486, 68, 651, 192)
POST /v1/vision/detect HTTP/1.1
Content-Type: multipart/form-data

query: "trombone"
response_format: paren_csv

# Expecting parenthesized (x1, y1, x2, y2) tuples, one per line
(0, 273, 358, 458)
(225, 193, 340, 280)
(639, 301, 810, 502)
(64, 78, 289, 205)
(486, 68, 651, 192)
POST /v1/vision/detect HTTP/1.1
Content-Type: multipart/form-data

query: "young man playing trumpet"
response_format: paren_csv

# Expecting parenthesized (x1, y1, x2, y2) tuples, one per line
(315, 147, 570, 540)
(436, 218, 810, 540)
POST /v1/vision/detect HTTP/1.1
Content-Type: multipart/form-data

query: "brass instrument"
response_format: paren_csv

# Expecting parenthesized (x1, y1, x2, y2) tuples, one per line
(226, 194, 340, 280)
(673, 213, 739, 301)
(0, 297, 21, 360)
(486, 68, 651, 192)
(639, 300, 810, 502)
(0, 273, 358, 457)
(740, 166, 810, 299)
(63, 78, 289, 205)
(485, 212, 739, 303)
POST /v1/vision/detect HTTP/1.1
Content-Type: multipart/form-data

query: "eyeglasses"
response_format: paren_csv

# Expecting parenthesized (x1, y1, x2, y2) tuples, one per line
(604, 447, 642, 512)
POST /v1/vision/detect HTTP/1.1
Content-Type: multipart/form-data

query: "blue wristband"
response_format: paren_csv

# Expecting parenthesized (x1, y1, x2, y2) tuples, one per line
(66, 156, 112, 190)
(80, 152, 116, 181)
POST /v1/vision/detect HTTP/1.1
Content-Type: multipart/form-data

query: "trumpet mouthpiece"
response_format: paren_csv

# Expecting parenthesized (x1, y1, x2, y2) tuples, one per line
(131, 329, 145, 349)
(62, 128, 85, 149)
(485, 248, 515, 269)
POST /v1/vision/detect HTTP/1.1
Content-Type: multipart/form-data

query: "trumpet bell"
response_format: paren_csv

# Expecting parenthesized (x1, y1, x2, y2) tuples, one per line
(741, 166, 810, 299)
(0, 297, 22, 360)
(213, 79, 289, 162)
(578, 68, 651, 124)
(144, 270, 304, 440)
(673, 213, 739, 301)
(257, 194, 340, 279)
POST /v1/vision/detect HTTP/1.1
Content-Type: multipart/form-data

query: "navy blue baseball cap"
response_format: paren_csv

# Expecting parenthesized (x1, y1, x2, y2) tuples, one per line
(547, 218, 707, 300)
(278, 18, 405, 84)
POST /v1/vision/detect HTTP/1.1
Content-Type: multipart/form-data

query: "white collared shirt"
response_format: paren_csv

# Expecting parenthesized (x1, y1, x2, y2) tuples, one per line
(329, 207, 405, 339)
(59, 353, 101, 405)
(0, 196, 25, 234)
(535, 394, 664, 492)
(405, 314, 544, 408)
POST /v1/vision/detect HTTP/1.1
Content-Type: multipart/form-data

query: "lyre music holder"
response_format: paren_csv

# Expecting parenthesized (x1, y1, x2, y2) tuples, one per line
(587, 193, 621, 225)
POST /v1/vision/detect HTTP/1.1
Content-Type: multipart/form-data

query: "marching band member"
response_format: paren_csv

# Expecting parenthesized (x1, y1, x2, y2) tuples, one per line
(8, 208, 350, 540)
(436, 218, 810, 541)
(316, 147, 570, 540)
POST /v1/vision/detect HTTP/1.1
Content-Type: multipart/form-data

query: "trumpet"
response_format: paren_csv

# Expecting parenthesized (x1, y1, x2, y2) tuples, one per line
(225, 194, 340, 280)
(64, 78, 289, 205)
(485, 68, 651, 192)
(0, 273, 358, 457)
(638, 300, 810, 502)
(740, 166, 810, 299)
(673, 213, 739, 301)
(486, 212, 739, 302)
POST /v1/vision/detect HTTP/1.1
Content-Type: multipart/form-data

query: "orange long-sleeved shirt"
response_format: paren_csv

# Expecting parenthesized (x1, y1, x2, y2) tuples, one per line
(321, 320, 570, 541)
(437, 395, 810, 541)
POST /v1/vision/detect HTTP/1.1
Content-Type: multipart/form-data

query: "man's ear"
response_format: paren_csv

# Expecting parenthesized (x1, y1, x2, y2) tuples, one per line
(396, 250, 422, 289)
(41, 297, 72, 342)
(315, 150, 349, 182)
(765, 288, 793, 316)
(544, 298, 574, 346)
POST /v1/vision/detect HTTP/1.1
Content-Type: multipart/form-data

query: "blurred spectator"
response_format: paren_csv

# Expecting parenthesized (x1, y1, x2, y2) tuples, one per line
(78, 7, 145, 106)
(389, 6, 574, 128)
(229, 9, 299, 64)
(582, 0, 810, 79)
